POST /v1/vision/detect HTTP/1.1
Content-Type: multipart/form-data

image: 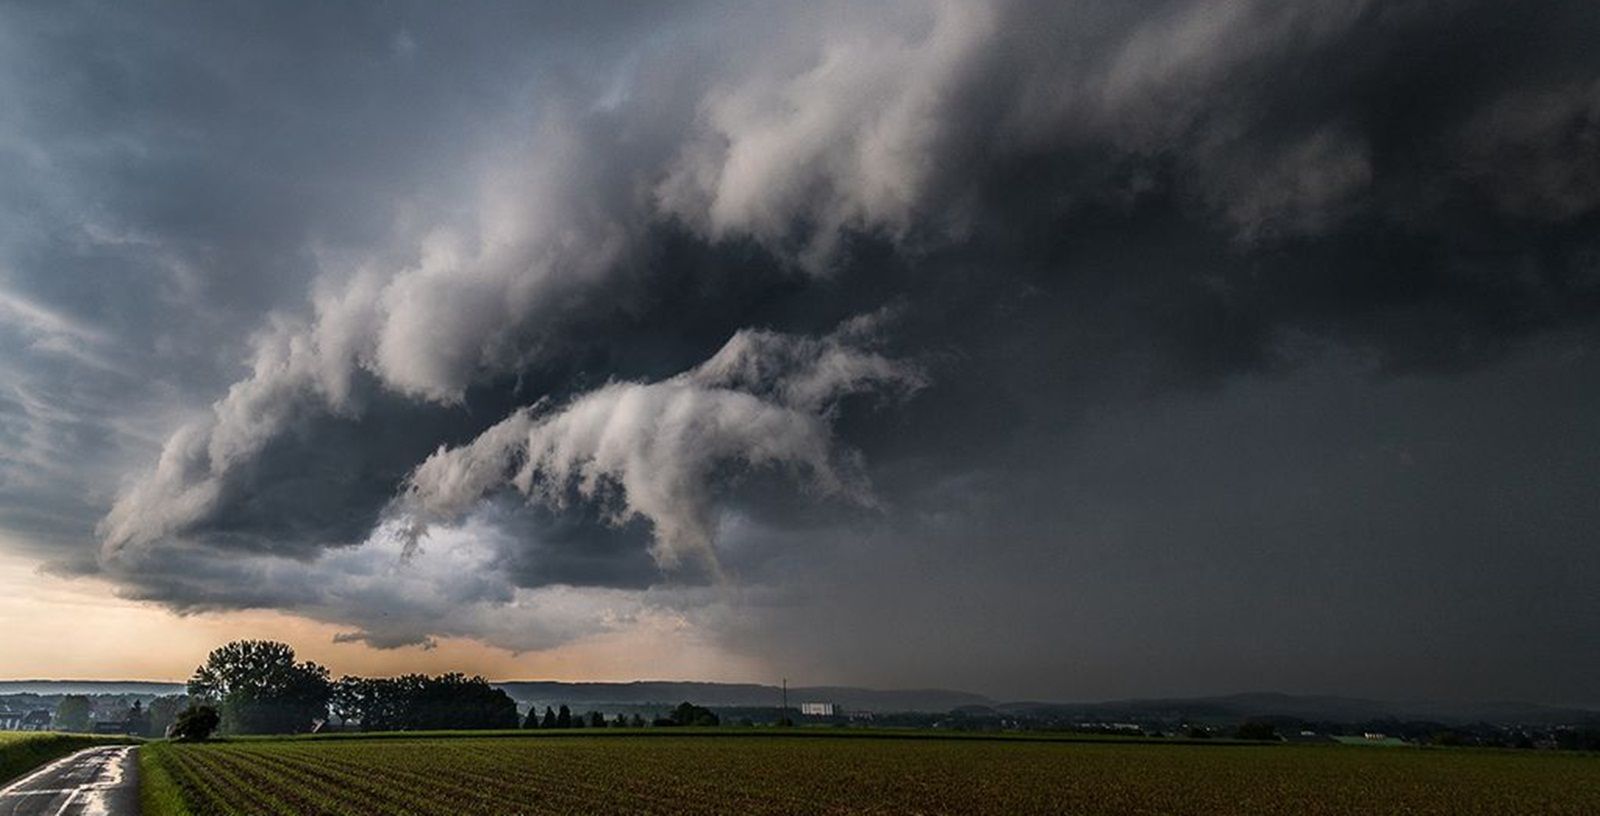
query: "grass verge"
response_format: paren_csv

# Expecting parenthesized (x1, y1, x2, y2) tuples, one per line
(139, 742, 192, 816)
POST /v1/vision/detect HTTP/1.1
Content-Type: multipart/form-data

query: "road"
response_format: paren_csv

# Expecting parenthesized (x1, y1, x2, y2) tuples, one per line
(0, 746, 138, 816)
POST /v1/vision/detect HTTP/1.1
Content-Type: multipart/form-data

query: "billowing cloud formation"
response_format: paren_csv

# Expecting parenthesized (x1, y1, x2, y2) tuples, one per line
(403, 321, 923, 570)
(1, 0, 1598, 702)
(90, 0, 1600, 564)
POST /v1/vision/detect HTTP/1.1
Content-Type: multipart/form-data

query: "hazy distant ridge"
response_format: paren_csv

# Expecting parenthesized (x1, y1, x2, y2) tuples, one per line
(995, 692, 1600, 727)
(2, 681, 1592, 724)
(0, 680, 186, 696)
(492, 681, 990, 712)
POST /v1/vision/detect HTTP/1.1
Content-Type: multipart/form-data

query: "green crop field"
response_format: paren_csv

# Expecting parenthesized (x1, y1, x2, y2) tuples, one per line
(140, 732, 1599, 815)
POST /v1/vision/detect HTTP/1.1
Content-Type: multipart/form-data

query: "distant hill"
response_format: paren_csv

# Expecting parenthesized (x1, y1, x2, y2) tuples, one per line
(2, 680, 1591, 726)
(491, 681, 990, 713)
(995, 692, 1600, 727)
(0, 680, 185, 696)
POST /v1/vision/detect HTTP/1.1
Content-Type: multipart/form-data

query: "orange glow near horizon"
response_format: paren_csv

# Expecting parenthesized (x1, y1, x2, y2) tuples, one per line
(0, 549, 767, 685)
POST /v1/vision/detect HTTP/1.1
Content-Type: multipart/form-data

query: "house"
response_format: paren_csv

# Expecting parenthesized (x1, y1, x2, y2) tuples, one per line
(21, 710, 51, 731)
(92, 720, 134, 735)
(0, 711, 21, 730)
(799, 702, 837, 716)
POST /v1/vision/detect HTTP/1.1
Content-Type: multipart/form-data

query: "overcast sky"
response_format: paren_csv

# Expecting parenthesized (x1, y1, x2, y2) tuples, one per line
(0, 0, 1596, 705)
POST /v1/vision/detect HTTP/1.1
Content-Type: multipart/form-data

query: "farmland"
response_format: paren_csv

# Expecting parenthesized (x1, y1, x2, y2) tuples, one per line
(141, 732, 1600, 815)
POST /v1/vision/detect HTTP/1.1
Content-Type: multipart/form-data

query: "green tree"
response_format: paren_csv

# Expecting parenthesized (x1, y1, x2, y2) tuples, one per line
(188, 640, 331, 734)
(629, 713, 645, 728)
(523, 706, 541, 729)
(169, 705, 221, 741)
(588, 711, 606, 728)
(556, 705, 572, 728)
(147, 695, 186, 738)
(541, 706, 557, 728)
(329, 673, 515, 731)
(124, 700, 148, 735)
(670, 701, 719, 727)
(1234, 721, 1278, 741)
(613, 713, 629, 728)
(54, 695, 91, 732)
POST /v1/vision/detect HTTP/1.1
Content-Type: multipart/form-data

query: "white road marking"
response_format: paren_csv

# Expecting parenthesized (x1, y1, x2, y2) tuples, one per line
(0, 746, 137, 816)
(46, 789, 76, 816)
(0, 751, 95, 798)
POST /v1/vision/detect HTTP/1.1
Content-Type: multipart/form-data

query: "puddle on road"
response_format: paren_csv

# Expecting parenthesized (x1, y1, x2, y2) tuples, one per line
(41, 747, 134, 816)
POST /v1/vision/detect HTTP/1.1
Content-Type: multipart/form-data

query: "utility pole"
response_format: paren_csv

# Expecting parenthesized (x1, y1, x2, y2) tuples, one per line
(781, 677, 788, 726)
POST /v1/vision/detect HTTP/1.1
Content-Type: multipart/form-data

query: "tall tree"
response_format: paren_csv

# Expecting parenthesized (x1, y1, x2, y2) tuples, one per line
(556, 705, 572, 729)
(188, 640, 331, 734)
(541, 706, 556, 728)
(124, 700, 148, 735)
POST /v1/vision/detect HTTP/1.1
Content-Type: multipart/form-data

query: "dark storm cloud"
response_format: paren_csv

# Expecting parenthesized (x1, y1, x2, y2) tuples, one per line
(2, 0, 1598, 702)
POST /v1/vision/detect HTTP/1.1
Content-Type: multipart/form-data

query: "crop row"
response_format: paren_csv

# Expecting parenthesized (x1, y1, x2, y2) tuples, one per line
(142, 734, 1600, 815)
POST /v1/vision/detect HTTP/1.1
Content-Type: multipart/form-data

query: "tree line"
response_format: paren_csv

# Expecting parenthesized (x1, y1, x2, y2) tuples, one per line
(520, 701, 718, 730)
(53, 694, 188, 737)
(174, 640, 721, 739)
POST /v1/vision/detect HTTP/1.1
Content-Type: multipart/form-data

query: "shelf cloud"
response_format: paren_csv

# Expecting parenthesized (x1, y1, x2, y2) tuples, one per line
(0, 0, 1596, 702)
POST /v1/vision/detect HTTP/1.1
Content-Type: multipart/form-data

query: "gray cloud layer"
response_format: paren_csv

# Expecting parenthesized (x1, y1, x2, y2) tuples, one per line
(1, 0, 1597, 703)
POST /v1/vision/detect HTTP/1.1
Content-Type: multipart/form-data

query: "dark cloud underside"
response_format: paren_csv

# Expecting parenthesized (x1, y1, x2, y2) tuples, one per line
(0, 0, 1595, 704)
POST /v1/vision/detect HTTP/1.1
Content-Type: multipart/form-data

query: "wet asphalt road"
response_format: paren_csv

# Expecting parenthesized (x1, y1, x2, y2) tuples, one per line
(0, 746, 138, 816)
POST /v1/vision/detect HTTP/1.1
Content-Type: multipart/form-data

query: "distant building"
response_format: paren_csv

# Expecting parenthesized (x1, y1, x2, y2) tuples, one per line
(92, 720, 133, 735)
(0, 712, 20, 730)
(1332, 734, 1408, 747)
(21, 710, 51, 731)
(799, 702, 837, 716)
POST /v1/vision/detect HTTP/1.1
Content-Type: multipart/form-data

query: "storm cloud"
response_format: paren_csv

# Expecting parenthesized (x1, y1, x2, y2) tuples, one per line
(1, 0, 1597, 704)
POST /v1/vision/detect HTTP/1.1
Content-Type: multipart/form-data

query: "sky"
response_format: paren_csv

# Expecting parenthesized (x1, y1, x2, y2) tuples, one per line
(0, 0, 1596, 705)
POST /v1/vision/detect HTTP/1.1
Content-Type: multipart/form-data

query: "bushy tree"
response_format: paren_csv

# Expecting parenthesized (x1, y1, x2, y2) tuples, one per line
(407, 673, 518, 730)
(523, 706, 541, 729)
(541, 706, 557, 728)
(331, 673, 516, 731)
(556, 705, 572, 728)
(169, 705, 221, 741)
(1234, 721, 1278, 741)
(669, 702, 719, 727)
(54, 695, 91, 732)
(613, 713, 629, 728)
(188, 640, 331, 734)
(588, 711, 606, 728)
